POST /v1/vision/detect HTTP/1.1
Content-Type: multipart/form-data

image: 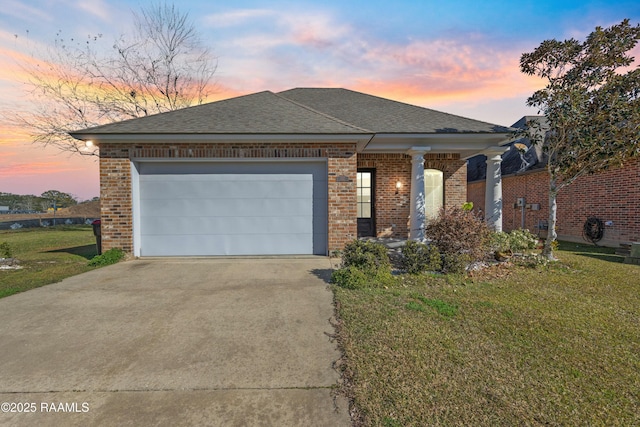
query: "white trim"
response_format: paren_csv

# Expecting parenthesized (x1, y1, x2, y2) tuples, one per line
(131, 162, 142, 257)
(72, 133, 371, 143)
(407, 146, 432, 154)
(481, 146, 510, 156)
(130, 157, 328, 163)
(362, 135, 514, 156)
(375, 133, 512, 140)
(75, 133, 371, 154)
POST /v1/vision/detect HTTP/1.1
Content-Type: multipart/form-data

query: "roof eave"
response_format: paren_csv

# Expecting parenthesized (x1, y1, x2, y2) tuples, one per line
(363, 133, 515, 158)
(69, 132, 374, 151)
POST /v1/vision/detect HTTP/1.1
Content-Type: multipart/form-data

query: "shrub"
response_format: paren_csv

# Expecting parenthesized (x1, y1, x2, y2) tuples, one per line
(425, 206, 491, 262)
(0, 242, 12, 259)
(508, 229, 539, 251)
(442, 253, 472, 274)
(515, 253, 549, 268)
(401, 240, 442, 274)
(331, 266, 394, 289)
(341, 239, 390, 273)
(331, 266, 369, 289)
(490, 232, 511, 253)
(332, 240, 395, 289)
(88, 248, 125, 267)
(491, 229, 539, 254)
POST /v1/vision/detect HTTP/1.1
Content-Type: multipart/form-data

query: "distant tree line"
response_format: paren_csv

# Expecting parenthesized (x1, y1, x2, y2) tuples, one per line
(0, 191, 93, 212)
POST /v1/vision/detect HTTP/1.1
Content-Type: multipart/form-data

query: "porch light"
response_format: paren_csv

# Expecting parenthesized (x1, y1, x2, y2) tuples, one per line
(85, 140, 94, 148)
(395, 181, 402, 194)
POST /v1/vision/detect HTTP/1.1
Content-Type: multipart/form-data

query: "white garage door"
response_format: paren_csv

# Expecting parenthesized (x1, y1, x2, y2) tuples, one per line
(135, 161, 328, 256)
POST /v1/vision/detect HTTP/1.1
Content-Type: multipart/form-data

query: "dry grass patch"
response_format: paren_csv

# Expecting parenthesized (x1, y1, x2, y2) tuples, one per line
(334, 242, 640, 426)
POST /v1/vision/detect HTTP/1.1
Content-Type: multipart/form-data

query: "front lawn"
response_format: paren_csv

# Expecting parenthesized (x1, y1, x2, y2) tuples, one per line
(334, 242, 640, 426)
(0, 226, 98, 298)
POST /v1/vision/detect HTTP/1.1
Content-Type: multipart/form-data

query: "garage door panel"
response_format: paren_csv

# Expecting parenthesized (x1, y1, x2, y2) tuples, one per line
(141, 234, 313, 256)
(141, 173, 315, 182)
(141, 181, 313, 200)
(137, 161, 327, 256)
(140, 215, 312, 236)
(141, 178, 313, 200)
(141, 198, 313, 218)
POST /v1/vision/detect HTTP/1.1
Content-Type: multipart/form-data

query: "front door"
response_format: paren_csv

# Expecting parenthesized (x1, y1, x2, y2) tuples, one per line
(357, 169, 375, 237)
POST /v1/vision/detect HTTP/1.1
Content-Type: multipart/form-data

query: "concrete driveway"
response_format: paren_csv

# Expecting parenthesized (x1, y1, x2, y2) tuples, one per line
(0, 258, 350, 426)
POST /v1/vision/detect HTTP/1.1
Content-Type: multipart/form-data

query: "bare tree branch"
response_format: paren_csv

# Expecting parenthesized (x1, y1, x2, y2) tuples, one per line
(4, 2, 216, 156)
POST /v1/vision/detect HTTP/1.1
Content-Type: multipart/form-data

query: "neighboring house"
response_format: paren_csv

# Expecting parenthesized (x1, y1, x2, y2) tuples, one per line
(0, 206, 9, 213)
(467, 116, 640, 247)
(467, 116, 548, 182)
(70, 88, 513, 257)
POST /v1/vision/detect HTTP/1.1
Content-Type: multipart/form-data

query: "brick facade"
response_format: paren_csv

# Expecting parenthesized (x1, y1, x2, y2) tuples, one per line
(428, 154, 467, 209)
(99, 142, 473, 254)
(99, 147, 134, 253)
(357, 154, 411, 237)
(467, 158, 640, 246)
(99, 141, 358, 254)
(357, 153, 468, 238)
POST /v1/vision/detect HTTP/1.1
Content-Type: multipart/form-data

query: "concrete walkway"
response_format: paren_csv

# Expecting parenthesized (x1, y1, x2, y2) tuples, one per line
(0, 258, 350, 426)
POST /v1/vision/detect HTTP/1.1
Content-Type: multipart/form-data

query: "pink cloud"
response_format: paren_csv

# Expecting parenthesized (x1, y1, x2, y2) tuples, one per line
(352, 37, 546, 100)
(209, 9, 546, 112)
(0, 161, 85, 177)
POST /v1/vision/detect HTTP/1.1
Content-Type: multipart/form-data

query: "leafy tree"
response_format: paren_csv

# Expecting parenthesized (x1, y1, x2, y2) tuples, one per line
(17, 195, 40, 211)
(41, 190, 77, 208)
(0, 193, 43, 211)
(8, 2, 216, 156)
(520, 19, 640, 259)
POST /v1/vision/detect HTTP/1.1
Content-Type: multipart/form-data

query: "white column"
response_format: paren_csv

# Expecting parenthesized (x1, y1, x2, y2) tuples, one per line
(408, 147, 431, 240)
(484, 149, 506, 232)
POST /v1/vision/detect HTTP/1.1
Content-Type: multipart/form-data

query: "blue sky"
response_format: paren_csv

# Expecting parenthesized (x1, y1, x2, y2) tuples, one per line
(1, 0, 639, 199)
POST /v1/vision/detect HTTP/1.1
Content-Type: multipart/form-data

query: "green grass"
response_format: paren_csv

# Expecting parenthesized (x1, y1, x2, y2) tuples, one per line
(0, 226, 98, 298)
(334, 242, 640, 426)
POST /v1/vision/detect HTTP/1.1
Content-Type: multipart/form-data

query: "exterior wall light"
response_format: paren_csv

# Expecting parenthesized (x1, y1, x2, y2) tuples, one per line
(395, 181, 402, 194)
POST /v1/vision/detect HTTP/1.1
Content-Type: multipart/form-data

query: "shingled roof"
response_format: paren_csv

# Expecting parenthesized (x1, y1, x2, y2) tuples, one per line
(71, 88, 512, 137)
(278, 88, 511, 133)
(71, 91, 369, 135)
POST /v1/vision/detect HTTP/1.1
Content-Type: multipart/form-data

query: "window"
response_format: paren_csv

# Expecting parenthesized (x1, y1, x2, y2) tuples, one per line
(424, 169, 443, 220)
(357, 172, 372, 218)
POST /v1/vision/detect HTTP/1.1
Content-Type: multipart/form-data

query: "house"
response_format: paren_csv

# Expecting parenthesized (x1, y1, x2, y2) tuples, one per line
(467, 116, 548, 182)
(70, 88, 513, 257)
(467, 116, 640, 247)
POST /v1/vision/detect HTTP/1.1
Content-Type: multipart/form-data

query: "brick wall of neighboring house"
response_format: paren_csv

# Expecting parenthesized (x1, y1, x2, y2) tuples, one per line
(357, 153, 467, 238)
(98, 142, 358, 254)
(467, 158, 640, 246)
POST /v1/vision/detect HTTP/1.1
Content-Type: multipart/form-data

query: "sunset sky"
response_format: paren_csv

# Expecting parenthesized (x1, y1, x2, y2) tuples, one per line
(1, 0, 639, 201)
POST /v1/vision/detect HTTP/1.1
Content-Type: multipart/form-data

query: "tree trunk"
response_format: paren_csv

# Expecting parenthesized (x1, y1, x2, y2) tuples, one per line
(542, 177, 559, 260)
